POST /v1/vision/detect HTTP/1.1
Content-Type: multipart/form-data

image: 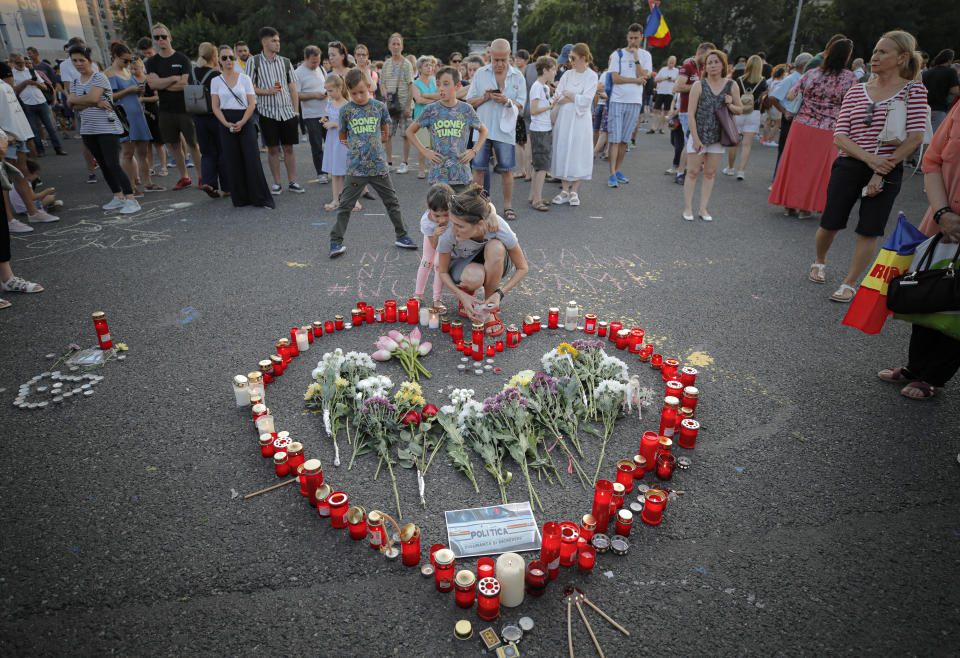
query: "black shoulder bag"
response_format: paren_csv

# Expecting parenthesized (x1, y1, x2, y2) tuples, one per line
(887, 233, 960, 314)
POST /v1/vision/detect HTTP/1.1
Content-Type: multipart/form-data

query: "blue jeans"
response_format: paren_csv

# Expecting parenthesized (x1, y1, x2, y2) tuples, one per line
(22, 103, 62, 152)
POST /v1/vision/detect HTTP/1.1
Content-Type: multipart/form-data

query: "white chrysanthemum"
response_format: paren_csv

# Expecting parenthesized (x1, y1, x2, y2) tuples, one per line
(450, 388, 476, 406)
(541, 350, 561, 373)
(599, 353, 629, 381)
(594, 379, 627, 398)
(356, 374, 393, 399)
(343, 350, 376, 370)
(440, 404, 456, 415)
(457, 399, 484, 427)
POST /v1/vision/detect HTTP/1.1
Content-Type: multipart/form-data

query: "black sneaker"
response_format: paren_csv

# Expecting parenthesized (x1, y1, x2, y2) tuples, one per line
(288, 182, 305, 194)
(675, 172, 686, 185)
(394, 236, 417, 249)
(329, 243, 346, 258)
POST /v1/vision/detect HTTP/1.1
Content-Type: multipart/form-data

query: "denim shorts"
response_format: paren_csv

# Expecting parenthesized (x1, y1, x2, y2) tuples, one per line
(4, 140, 28, 160)
(471, 138, 516, 172)
(606, 102, 641, 143)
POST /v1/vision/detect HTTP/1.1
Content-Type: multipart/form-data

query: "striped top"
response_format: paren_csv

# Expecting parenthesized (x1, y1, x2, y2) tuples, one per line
(246, 53, 297, 121)
(834, 82, 928, 158)
(74, 72, 122, 135)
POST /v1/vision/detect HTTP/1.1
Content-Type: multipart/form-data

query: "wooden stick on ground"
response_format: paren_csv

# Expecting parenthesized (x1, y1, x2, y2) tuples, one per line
(244, 477, 298, 499)
(575, 597, 605, 658)
(567, 595, 575, 658)
(581, 595, 630, 636)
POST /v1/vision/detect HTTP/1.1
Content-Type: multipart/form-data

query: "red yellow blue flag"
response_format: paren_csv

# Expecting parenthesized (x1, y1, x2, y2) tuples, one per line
(645, 1, 671, 48)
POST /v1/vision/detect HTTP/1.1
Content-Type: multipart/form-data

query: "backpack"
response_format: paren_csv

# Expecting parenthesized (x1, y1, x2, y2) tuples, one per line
(604, 49, 624, 98)
(184, 68, 217, 115)
(739, 78, 762, 114)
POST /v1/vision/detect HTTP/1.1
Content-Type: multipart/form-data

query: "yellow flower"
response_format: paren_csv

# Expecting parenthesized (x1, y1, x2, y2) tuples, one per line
(115, 343, 129, 351)
(335, 377, 350, 389)
(395, 381, 425, 406)
(557, 343, 579, 358)
(506, 369, 535, 390)
(304, 382, 323, 400)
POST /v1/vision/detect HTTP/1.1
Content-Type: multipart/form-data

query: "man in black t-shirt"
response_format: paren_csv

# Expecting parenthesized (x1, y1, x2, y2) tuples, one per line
(145, 23, 202, 190)
(922, 49, 959, 134)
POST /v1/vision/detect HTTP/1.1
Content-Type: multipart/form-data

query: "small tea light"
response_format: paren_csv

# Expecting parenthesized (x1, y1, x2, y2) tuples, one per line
(420, 563, 435, 578)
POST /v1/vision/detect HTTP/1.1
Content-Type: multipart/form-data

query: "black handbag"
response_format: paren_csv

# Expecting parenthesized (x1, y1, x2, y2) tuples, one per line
(887, 234, 960, 314)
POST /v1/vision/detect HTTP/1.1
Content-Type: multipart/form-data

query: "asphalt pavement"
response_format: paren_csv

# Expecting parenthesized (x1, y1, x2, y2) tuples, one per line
(1, 127, 957, 657)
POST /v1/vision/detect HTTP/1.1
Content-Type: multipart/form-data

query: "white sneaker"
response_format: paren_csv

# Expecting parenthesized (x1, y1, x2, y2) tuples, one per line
(722, 167, 736, 176)
(736, 171, 745, 180)
(270, 184, 282, 195)
(318, 173, 329, 184)
(102, 197, 125, 210)
(8, 218, 34, 233)
(28, 210, 59, 223)
(396, 162, 409, 174)
(119, 198, 141, 214)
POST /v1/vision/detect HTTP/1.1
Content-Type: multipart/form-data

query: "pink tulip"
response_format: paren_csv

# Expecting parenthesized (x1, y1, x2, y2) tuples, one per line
(388, 329, 405, 343)
(377, 336, 399, 352)
(418, 341, 432, 356)
(371, 349, 392, 362)
(409, 326, 421, 346)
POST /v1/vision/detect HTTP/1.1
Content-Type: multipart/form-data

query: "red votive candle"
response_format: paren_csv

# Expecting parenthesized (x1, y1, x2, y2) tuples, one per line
(398, 306, 408, 322)
(495, 340, 504, 352)
(286, 442, 305, 474)
(259, 433, 275, 458)
(296, 464, 308, 497)
(270, 354, 284, 376)
(640, 431, 660, 472)
(584, 313, 597, 333)
(385, 305, 397, 323)
(633, 454, 647, 476)
(429, 543, 446, 567)
(656, 453, 676, 480)
(288, 328, 300, 356)
(651, 353, 663, 369)
(312, 321, 323, 338)
(615, 509, 633, 537)
(486, 345, 495, 357)
(328, 491, 349, 528)
(366, 510, 386, 550)
(681, 386, 699, 412)
(303, 459, 323, 497)
(433, 549, 456, 592)
(678, 419, 700, 449)
(641, 489, 668, 526)
(276, 339, 291, 365)
(579, 514, 596, 542)
(559, 522, 580, 567)
(531, 315, 541, 332)
(666, 379, 684, 400)
(615, 459, 636, 493)
(506, 325, 520, 347)
(472, 344, 483, 361)
(540, 522, 562, 579)
(615, 329, 630, 350)
(314, 484, 332, 517)
(476, 577, 501, 621)
(477, 556, 495, 580)
(608, 321, 622, 342)
(324, 320, 335, 334)
(525, 560, 548, 596)
(301, 325, 314, 344)
(455, 340, 465, 353)
(440, 316, 450, 332)
(628, 328, 644, 353)
(351, 308, 363, 327)
(611, 483, 625, 511)
(334, 315, 344, 330)
(346, 506, 367, 540)
(578, 545, 596, 573)
(680, 366, 698, 387)
(592, 479, 614, 534)
(450, 320, 463, 342)
(597, 321, 608, 337)
(92, 311, 113, 350)
(659, 396, 679, 438)
(364, 306, 375, 323)
(547, 307, 560, 329)
(400, 523, 421, 566)
(407, 298, 420, 325)
(661, 358, 680, 382)
(273, 451, 288, 477)
(454, 570, 477, 608)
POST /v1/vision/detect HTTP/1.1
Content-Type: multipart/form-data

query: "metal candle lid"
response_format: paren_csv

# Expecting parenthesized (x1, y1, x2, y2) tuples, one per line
(92, 311, 105, 319)
(400, 523, 420, 542)
(580, 513, 596, 531)
(591, 533, 611, 553)
(612, 482, 626, 495)
(233, 375, 248, 386)
(455, 569, 476, 588)
(518, 616, 534, 632)
(247, 371, 263, 384)
(367, 510, 383, 527)
(454, 619, 474, 641)
(629, 501, 644, 513)
(303, 458, 322, 475)
(434, 548, 455, 567)
(610, 537, 631, 556)
(658, 436, 674, 449)
(314, 484, 332, 502)
(502, 625, 523, 643)
(477, 576, 500, 596)
(345, 506, 366, 525)
(616, 509, 633, 524)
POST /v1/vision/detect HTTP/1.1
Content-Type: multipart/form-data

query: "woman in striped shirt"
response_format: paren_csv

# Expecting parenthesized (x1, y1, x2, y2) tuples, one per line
(810, 30, 927, 302)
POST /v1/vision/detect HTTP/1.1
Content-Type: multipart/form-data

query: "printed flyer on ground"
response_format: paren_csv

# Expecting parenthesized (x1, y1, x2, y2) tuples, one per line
(444, 502, 542, 558)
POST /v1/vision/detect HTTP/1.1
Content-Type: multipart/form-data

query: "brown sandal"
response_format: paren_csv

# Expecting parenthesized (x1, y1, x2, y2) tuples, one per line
(531, 200, 550, 212)
(877, 367, 910, 383)
(900, 381, 941, 400)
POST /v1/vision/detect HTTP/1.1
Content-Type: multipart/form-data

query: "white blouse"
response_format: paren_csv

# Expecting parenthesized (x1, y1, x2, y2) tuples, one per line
(211, 73, 255, 110)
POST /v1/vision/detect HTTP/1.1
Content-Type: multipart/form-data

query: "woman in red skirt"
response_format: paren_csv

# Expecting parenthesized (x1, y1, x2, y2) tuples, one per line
(768, 39, 857, 218)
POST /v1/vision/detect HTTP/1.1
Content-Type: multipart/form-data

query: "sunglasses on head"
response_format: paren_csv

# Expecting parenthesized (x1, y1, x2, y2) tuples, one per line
(221, 55, 236, 61)
(153, 34, 168, 40)
(329, 41, 344, 49)
(862, 102, 876, 126)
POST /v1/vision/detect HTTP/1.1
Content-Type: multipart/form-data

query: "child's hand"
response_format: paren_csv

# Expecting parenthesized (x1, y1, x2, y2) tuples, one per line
(424, 149, 443, 164)
(433, 223, 447, 238)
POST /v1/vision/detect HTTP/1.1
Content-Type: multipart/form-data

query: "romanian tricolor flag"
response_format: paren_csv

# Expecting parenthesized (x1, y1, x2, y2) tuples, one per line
(645, 0, 671, 48)
(842, 213, 927, 334)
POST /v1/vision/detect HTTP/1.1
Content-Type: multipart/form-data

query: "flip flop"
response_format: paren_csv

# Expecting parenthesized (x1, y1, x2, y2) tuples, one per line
(503, 208, 517, 221)
(809, 263, 826, 284)
(877, 367, 910, 383)
(433, 299, 448, 315)
(0, 298, 10, 310)
(830, 283, 857, 302)
(900, 381, 941, 400)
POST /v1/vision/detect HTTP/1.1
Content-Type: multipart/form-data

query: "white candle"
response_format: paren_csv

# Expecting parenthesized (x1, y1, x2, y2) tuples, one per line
(232, 375, 250, 407)
(419, 306, 430, 326)
(428, 308, 440, 329)
(495, 552, 525, 608)
(248, 381, 265, 403)
(564, 301, 578, 331)
(255, 414, 275, 435)
(296, 329, 309, 352)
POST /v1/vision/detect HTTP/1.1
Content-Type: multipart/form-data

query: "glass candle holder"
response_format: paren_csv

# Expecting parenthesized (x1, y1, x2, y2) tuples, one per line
(428, 307, 440, 329)
(385, 305, 397, 323)
(232, 375, 250, 407)
(303, 458, 323, 496)
(640, 431, 659, 472)
(641, 489, 668, 526)
(678, 419, 700, 449)
(584, 313, 597, 333)
(455, 341, 465, 353)
(486, 345, 495, 357)
(531, 315, 541, 332)
(496, 552, 525, 608)
(258, 361, 274, 385)
(400, 523, 421, 566)
(296, 464, 308, 497)
(472, 344, 483, 361)
(506, 325, 520, 347)
(433, 548, 456, 592)
(356, 301, 368, 310)
(579, 514, 596, 542)
(312, 321, 323, 338)
(615, 329, 630, 350)
(559, 522, 580, 567)
(454, 570, 477, 608)
(328, 491, 349, 528)
(607, 321, 622, 343)
(247, 373, 265, 401)
(495, 340, 504, 352)
(680, 366, 698, 387)
(611, 483, 625, 511)
(92, 311, 113, 350)
(564, 300, 579, 331)
(525, 560, 548, 596)
(659, 396, 680, 438)
(351, 308, 363, 327)
(314, 484, 332, 517)
(681, 386, 699, 412)
(450, 320, 463, 342)
(615, 459, 636, 494)
(334, 315, 345, 330)
(429, 543, 446, 567)
(578, 545, 597, 573)
(632, 454, 647, 476)
(615, 509, 633, 537)
(440, 316, 450, 333)
(628, 328, 644, 353)
(366, 510, 386, 550)
(477, 556, 495, 580)
(592, 479, 614, 534)
(666, 379, 684, 401)
(656, 453, 677, 480)
(547, 307, 560, 329)
(540, 522, 562, 579)
(251, 403, 268, 424)
(287, 328, 300, 357)
(270, 354, 284, 377)
(407, 298, 420, 325)
(259, 433, 275, 458)
(286, 442, 305, 474)
(650, 353, 663, 370)
(325, 321, 336, 334)
(346, 506, 367, 540)
(597, 321, 608, 337)
(302, 324, 314, 345)
(272, 451, 288, 477)
(398, 305, 408, 322)
(661, 358, 680, 382)
(476, 577, 501, 621)
(657, 436, 674, 456)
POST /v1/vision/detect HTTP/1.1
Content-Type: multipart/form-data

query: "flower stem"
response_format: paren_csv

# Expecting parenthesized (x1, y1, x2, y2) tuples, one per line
(387, 459, 402, 519)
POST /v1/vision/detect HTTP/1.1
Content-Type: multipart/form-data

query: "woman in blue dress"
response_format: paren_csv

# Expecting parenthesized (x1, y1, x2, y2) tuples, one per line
(106, 41, 164, 194)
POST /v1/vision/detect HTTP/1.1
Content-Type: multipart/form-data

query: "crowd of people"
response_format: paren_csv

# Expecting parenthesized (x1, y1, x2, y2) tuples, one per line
(1, 23, 958, 400)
